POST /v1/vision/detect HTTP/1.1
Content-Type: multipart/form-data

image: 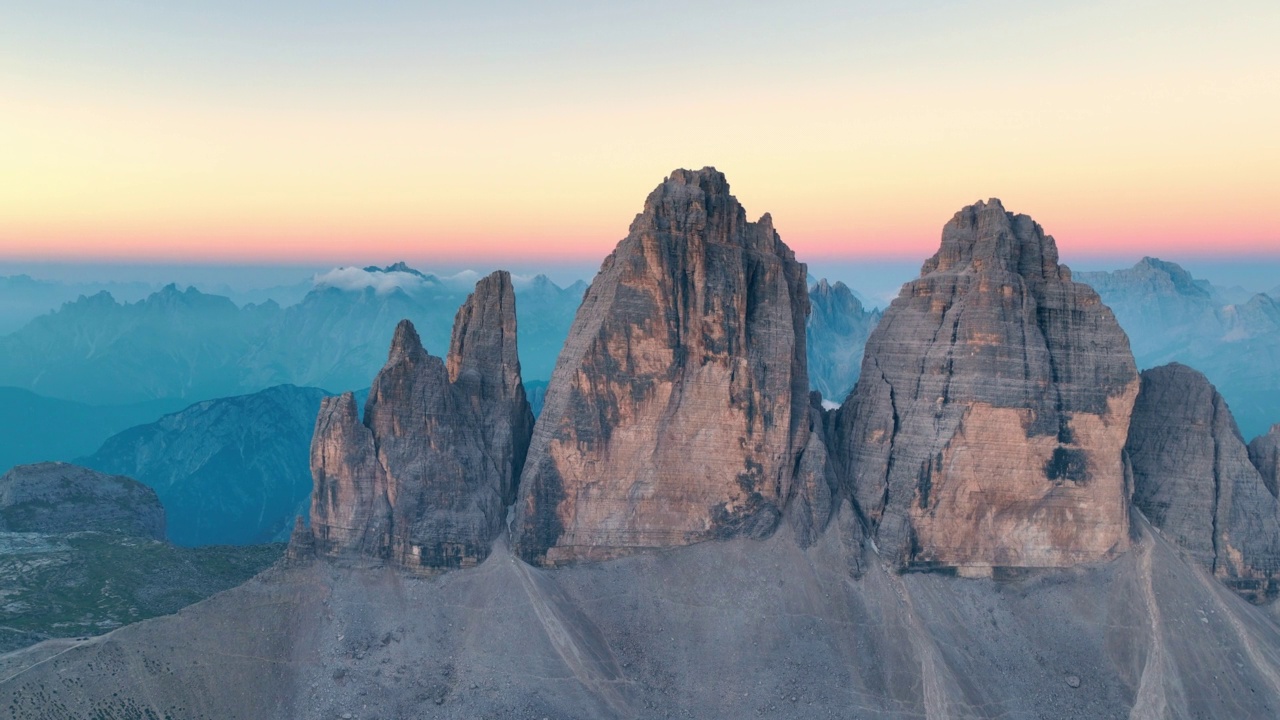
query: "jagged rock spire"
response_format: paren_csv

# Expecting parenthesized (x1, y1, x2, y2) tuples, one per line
(309, 271, 533, 570)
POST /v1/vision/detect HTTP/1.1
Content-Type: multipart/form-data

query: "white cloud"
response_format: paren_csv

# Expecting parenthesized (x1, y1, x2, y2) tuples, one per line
(312, 267, 431, 295)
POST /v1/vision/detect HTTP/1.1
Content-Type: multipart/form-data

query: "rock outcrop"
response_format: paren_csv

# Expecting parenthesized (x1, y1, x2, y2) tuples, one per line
(1127, 363, 1280, 601)
(836, 199, 1139, 573)
(0, 462, 165, 540)
(807, 279, 881, 403)
(514, 168, 812, 565)
(309, 272, 534, 570)
(1249, 424, 1280, 498)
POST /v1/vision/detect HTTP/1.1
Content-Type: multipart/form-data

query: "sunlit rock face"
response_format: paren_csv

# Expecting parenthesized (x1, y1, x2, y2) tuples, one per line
(1128, 363, 1280, 602)
(513, 168, 812, 565)
(309, 271, 533, 570)
(835, 199, 1139, 574)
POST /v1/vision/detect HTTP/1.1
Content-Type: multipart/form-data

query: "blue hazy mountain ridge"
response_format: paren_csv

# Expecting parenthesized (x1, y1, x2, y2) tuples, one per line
(0, 285, 279, 405)
(0, 274, 157, 335)
(806, 278, 882, 403)
(1076, 257, 1280, 439)
(0, 387, 189, 474)
(0, 265, 588, 408)
(78, 385, 328, 547)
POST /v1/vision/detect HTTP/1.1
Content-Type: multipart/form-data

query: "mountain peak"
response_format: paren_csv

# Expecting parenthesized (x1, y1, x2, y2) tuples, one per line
(514, 168, 812, 565)
(838, 199, 1137, 572)
(362, 261, 433, 280)
(923, 200, 1060, 280)
(386, 319, 427, 366)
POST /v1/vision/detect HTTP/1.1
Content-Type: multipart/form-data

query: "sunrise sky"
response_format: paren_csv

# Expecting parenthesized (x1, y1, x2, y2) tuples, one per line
(2, 0, 1277, 265)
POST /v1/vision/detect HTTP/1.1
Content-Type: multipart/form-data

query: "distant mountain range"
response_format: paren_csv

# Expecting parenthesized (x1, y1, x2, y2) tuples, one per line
(1076, 257, 1280, 438)
(0, 264, 587, 406)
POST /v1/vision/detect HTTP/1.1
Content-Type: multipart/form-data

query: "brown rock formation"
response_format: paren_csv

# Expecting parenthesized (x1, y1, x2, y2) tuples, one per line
(513, 168, 811, 565)
(835, 199, 1139, 574)
(1248, 424, 1280, 498)
(309, 271, 533, 570)
(1127, 363, 1280, 602)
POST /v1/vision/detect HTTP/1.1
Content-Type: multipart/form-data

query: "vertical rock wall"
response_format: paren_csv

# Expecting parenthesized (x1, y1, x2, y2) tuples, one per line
(513, 168, 813, 565)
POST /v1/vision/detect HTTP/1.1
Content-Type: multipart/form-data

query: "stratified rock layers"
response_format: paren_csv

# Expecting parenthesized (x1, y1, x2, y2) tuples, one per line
(514, 168, 811, 565)
(1127, 363, 1280, 601)
(838, 200, 1138, 573)
(309, 271, 533, 570)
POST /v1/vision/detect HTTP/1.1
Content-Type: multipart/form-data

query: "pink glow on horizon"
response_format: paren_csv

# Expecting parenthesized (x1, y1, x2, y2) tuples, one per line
(5, 223, 1277, 266)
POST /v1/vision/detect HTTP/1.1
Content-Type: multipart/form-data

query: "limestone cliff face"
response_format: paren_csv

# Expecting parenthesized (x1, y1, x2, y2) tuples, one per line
(835, 199, 1139, 573)
(1248, 424, 1280, 499)
(513, 168, 811, 565)
(309, 271, 533, 570)
(1127, 364, 1280, 602)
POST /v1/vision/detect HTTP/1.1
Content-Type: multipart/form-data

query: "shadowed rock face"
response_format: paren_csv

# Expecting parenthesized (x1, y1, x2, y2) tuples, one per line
(0, 462, 165, 540)
(836, 199, 1139, 573)
(514, 167, 812, 565)
(785, 393, 841, 548)
(309, 271, 533, 570)
(1128, 363, 1280, 602)
(1249, 424, 1280, 499)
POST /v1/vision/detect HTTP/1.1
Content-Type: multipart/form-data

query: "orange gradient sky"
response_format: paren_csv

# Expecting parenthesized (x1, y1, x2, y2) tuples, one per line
(1, 1, 1277, 264)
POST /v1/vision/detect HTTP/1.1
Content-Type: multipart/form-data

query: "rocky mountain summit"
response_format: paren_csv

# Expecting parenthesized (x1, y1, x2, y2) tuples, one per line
(0, 462, 165, 539)
(835, 199, 1139, 573)
(513, 168, 814, 565)
(309, 271, 533, 569)
(1127, 363, 1280, 601)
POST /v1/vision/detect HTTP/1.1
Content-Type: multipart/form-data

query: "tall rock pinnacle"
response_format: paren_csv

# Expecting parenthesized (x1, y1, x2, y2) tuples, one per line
(1128, 364, 1280, 602)
(309, 271, 534, 569)
(513, 168, 813, 565)
(836, 199, 1139, 573)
